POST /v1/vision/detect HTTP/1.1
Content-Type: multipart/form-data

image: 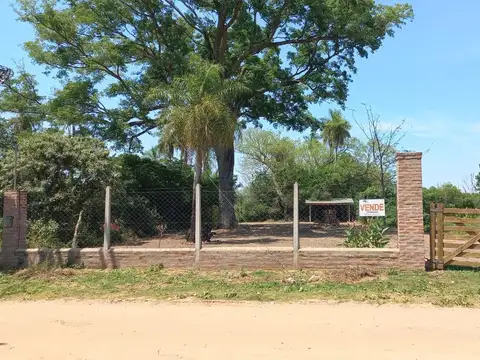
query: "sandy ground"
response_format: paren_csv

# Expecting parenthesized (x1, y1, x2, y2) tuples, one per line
(1, 301, 479, 360)
(115, 222, 400, 249)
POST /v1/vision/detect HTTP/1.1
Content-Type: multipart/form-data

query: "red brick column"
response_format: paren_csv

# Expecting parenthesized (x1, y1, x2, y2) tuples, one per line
(2, 191, 27, 268)
(396, 153, 424, 269)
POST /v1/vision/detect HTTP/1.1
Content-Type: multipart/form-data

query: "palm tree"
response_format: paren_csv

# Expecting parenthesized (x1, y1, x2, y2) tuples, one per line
(158, 56, 248, 241)
(321, 109, 352, 162)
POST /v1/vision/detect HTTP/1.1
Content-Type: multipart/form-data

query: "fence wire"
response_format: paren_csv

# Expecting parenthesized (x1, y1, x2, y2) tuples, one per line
(21, 184, 398, 250)
(110, 188, 193, 248)
(26, 191, 104, 248)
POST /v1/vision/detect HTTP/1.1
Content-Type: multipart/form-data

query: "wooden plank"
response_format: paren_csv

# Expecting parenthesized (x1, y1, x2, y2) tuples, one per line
(444, 217, 480, 224)
(444, 226, 480, 233)
(437, 204, 445, 269)
(444, 208, 480, 215)
(443, 242, 480, 250)
(444, 234, 474, 240)
(429, 203, 436, 263)
(443, 233, 480, 263)
(456, 251, 480, 259)
(448, 259, 480, 268)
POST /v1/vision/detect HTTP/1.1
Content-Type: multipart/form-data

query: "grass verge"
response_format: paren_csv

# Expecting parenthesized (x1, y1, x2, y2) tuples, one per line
(1, 265, 480, 307)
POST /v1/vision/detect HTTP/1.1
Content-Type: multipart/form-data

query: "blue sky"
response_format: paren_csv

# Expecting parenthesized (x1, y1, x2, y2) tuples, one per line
(1, 0, 479, 188)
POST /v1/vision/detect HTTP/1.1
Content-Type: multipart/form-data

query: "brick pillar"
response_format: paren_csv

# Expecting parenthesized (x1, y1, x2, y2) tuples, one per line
(2, 191, 27, 268)
(396, 152, 424, 269)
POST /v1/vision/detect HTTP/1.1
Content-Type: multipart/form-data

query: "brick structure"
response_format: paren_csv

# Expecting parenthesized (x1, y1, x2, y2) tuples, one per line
(396, 152, 425, 269)
(1, 191, 27, 268)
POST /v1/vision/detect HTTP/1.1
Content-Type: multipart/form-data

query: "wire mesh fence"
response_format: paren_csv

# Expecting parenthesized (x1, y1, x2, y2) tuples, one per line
(109, 188, 193, 248)
(26, 191, 105, 248)
(20, 184, 398, 249)
(203, 190, 293, 248)
(297, 196, 397, 248)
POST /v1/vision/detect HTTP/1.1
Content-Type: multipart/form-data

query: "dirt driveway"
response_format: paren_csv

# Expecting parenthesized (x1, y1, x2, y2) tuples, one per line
(1, 301, 479, 360)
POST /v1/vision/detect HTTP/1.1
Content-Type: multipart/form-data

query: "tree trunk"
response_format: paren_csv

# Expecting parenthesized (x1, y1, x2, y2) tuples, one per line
(187, 151, 203, 242)
(168, 144, 174, 159)
(72, 209, 84, 248)
(215, 145, 237, 228)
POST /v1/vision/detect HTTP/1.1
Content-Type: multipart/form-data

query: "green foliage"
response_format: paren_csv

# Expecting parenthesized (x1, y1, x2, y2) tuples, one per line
(237, 174, 286, 221)
(27, 219, 60, 248)
(321, 109, 352, 160)
(0, 132, 114, 247)
(237, 128, 397, 224)
(11, 0, 413, 228)
(14, 0, 413, 142)
(157, 56, 248, 153)
(423, 183, 480, 231)
(111, 154, 221, 238)
(344, 221, 390, 248)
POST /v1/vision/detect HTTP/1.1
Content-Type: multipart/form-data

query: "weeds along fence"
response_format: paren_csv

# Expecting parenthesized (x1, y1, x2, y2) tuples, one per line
(20, 183, 397, 250)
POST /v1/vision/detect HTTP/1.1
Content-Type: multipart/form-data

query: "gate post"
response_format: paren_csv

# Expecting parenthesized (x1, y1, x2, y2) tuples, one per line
(396, 152, 425, 269)
(436, 204, 445, 270)
(1, 191, 27, 268)
(427, 203, 437, 270)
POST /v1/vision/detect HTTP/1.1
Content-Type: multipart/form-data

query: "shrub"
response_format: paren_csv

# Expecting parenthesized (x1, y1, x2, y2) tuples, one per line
(344, 221, 389, 248)
(27, 219, 60, 248)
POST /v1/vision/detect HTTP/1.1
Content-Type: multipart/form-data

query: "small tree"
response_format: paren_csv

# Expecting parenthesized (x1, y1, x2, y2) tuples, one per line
(353, 105, 404, 225)
(158, 56, 248, 239)
(321, 109, 352, 162)
(354, 105, 404, 199)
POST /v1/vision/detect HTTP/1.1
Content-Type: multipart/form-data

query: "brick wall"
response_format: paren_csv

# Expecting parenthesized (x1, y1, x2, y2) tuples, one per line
(396, 152, 425, 269)
(16, 247, 399, 270)
(1, 191, 27, 268)
(16, 248, 196, 269)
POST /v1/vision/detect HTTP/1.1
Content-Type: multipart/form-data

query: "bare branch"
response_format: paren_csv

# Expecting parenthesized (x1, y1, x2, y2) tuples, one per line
(353, 104, 406, 204)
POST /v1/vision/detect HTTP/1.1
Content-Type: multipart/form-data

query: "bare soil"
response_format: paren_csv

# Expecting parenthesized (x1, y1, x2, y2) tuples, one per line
(114, 222, 400, 249)
(1, 300, 479, 360)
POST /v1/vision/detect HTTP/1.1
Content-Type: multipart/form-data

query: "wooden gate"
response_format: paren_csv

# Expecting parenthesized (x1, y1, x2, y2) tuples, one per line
(429, 203, 480, 270)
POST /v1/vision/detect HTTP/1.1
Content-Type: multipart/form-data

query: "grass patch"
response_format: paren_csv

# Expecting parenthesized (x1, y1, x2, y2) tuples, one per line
(1, 266, 480, 307)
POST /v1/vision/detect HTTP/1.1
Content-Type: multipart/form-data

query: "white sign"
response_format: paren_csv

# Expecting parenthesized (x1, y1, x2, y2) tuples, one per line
(359, 199, 385, 217)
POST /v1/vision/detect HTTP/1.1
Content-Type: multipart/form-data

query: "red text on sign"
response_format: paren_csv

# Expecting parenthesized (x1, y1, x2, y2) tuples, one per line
(360, 203, 384, 212)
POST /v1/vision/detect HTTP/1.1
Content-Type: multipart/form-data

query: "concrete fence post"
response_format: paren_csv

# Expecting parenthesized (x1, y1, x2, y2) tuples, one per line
(195, 183, 202, 264)
(396, 152, 424, 269)
(293, 182, 299, 268)
(103, 186, 112, 251)
(1, 191, 27, 268)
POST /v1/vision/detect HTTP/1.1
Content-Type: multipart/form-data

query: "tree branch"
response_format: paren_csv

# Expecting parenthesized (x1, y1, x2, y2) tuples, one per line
(165, 0, 204, 33)
(226, 0, 243, 29)
(231, 34, 346, 75)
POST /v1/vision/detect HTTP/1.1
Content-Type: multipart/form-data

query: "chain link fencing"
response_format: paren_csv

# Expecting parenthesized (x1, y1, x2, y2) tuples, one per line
(109, 188, 193, 248)
(26, 191, 104, 248)
(20, 183, 397, 250)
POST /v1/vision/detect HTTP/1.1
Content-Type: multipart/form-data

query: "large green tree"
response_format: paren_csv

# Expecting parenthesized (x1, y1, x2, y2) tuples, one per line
(13, 0, 413, 228)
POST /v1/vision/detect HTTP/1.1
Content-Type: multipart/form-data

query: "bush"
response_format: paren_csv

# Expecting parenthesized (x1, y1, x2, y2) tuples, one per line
(344, 221, 389, 248)
(27, 219, 60, 248)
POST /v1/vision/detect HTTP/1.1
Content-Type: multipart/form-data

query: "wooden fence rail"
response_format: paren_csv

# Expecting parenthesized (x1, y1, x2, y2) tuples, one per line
(429, 203, 480, 270)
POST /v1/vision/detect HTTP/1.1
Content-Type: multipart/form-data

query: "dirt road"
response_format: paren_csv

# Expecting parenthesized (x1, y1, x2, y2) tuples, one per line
(1, 301, 479, 360)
